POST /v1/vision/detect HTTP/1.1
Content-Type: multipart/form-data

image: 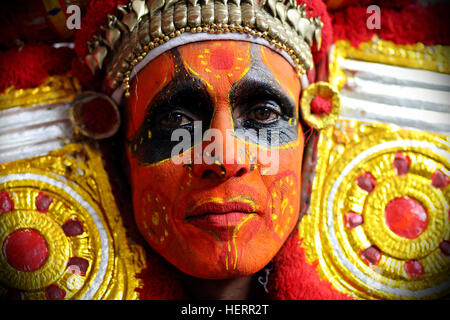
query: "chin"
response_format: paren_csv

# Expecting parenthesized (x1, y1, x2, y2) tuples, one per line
(170, 256, 271, 280)
(156, 234, 283, 280)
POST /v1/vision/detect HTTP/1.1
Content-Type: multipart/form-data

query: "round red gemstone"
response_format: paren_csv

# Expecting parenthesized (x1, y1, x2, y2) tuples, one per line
(356, 172, 376, 193)
(344, 212, 364, 229)
(2, 228, 49, 272)
(439, 241, 450, 257)
(404, 260, 424, 278)
(431, 169, 450, 189)
(360, 246, 381, 265)
(35, 192, 53, 213)
(0, 191, 14, 213)
(67, 257, 89, 276)
(45, 284, 66, 300)
(385, 197, 428, 239)
(393, 152, 411, 176)
(81, 97, 118, 134)
(62, 219, 84, 237)
(311, 96, 332, 115)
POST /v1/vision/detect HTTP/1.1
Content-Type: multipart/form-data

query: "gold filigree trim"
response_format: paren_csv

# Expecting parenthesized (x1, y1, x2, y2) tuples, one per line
(0, 75, 81, 111)
(330, 38, 450, 90)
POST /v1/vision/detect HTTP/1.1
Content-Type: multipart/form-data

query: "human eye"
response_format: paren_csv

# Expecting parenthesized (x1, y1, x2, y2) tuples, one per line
(159, 111, 194, 128)
(245, 102, 281, 125)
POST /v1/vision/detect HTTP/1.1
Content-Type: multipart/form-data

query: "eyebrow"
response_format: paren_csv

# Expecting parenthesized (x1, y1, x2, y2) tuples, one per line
(229, 71, 297, 118)
(149, 77, 211, 118)
(141, 50, 213, 125)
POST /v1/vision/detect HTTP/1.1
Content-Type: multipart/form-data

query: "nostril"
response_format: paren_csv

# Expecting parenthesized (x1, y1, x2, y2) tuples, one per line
(235, 168, 247, 177)
(201, 169, 217, 179)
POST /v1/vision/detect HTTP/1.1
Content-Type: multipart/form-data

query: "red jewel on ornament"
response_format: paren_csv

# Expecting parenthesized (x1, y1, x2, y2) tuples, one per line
(344, 212, 363, 229)
(439, 241, 450, 257)
(404, 259, 424, 278)
(62, 218, 84, 237)
(35, 192, 53, 213)
(45, 284, 66, 300)
(0, 191, 14, 213)
(431, 169, 450, 189)
(67, 257, 89, 276)
(360, 246, 381, 265)
(356, 172, 376, 193)
(393, 152, 411, 176)
(384, 197, 428, 239)
(2, 228, 49, 272)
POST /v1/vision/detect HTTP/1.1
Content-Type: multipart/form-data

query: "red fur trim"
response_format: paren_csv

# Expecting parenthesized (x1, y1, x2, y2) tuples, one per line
(0, 44, 74, 93)
(325, 0, 418, 11)
(266, 235, 352, 300)
(71, 56, 103, 91)
(332, 2, 450, 47)
(135, 250, 186, 300)
(74, 0, 128, 58)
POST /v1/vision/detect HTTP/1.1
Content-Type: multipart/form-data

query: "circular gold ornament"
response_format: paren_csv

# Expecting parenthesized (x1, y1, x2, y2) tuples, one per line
(0, 172, 111, 300)
(0, 210, 70, 290)
(299, 128, 450, 299)
(300, 81, 341, 130)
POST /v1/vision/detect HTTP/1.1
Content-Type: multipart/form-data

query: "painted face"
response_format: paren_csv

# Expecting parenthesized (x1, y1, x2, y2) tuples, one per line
(124, 40, 304, 279)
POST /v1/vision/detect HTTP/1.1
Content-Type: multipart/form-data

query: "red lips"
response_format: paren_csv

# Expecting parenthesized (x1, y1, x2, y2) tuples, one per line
(188, 201, 254, 217)
(186, 202, 257, 240)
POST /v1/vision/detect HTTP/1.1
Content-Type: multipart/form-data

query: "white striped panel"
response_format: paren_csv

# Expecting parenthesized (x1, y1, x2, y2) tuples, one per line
(0, 102, 74, 164)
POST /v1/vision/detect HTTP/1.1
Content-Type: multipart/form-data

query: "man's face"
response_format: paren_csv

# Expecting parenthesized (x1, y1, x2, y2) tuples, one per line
(125, 40, 304, 279)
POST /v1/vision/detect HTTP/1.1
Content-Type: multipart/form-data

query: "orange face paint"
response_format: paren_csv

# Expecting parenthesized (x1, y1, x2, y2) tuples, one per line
(125, 40, 304, 279)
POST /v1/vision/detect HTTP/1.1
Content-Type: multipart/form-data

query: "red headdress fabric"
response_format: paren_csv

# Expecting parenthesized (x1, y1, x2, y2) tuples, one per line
(0, 43, 74, 93)
(266, 235, 352, 300)
(331, 1, 450, 47)
(72, 0, 129, 90)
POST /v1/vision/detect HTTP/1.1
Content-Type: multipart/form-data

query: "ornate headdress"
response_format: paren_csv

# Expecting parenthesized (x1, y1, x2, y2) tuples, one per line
(77, 0, 330, 101)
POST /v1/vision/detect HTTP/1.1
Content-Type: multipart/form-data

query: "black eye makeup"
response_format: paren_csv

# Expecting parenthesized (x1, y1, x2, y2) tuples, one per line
(129, 49, 213, 165)
(229, 47, 299, 146)
(129, 45, 300, 165)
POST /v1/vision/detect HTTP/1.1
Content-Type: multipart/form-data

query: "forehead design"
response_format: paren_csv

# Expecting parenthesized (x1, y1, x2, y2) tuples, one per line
(179, 41, 252, 89)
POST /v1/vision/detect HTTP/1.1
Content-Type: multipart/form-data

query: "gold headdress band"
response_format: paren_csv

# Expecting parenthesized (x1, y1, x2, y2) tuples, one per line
(85, 0, 323, 97)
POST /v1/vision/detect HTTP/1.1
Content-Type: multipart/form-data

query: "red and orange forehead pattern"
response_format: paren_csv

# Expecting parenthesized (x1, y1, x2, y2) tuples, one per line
(180, 40, 251, 94)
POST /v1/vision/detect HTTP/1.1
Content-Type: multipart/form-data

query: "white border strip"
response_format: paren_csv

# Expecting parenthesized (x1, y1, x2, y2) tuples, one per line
(0, 102, 74, 164)
(339, 58, 450, 89)
(340, 96, 450, 135)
